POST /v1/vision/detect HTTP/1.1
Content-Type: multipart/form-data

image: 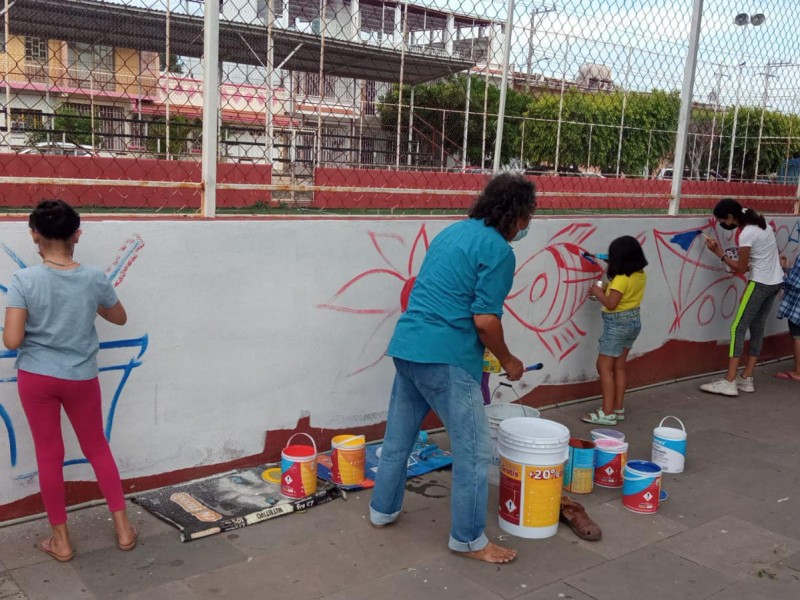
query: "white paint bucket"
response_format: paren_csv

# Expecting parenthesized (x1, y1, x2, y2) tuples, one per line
(485, 404, 540, 486)
(590, 428, 625, 443)
(497, 417, 569, 539)
(651, 416, 687, 473)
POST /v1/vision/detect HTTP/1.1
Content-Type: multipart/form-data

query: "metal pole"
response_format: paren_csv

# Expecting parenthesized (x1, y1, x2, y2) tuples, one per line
(201, 0, 220, 217)
(519, 118, 524, 161)
(2, 0, 9, 145)
(645, 128, 652, 175)
(480, 59, 490, 170)
(440, 110, 446, 169)
(754, 62, 782, 181)
(265, 0, 275, 165)
(668, 0, 704, 215)
(166, 0, 171, 160)
(716, 110, 726, 175)
(462, 72, 471, 170)
(406, 86, 414, 166)
(740, 110, 750, 177)
(492, 0, 516, 174)
(317, 0, 328, 167)
(615, 48, 631, 177)
(394, 1, 408, 168)
(587, 123, 593, 168)
(727, 29, 747, 181)
(707, 67, 723, 179)
(553, 36, 570, 174)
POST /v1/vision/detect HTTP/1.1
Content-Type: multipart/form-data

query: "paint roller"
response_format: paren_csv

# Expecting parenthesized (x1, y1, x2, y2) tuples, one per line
(500, 363, 544, 378)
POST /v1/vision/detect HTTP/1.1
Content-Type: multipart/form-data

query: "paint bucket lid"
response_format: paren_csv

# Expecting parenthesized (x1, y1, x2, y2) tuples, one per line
(591, 428, 625, 442)
(283, 444, 316, 459)
(332, 434, 366, 449)
(595, 438, 629, 452)
(498, 417, 569, 450)
(486, 403, 540, 425)
(660, 490, 669, 502)
(569, 438, 595, 450)
(625, 460, 662, 475)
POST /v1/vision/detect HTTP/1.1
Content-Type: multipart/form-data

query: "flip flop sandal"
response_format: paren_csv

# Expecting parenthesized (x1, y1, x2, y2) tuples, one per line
(560, 497, 602, 542)
(38, 536, 74, 562)
(774, 372, 800, 382)
(118, 525, 138, 551)
(580, 409, 617, 426)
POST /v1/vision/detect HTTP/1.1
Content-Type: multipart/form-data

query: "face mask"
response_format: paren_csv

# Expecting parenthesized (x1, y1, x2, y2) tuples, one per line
(512, 226, 529, 242)
(719, 222, 737, 231)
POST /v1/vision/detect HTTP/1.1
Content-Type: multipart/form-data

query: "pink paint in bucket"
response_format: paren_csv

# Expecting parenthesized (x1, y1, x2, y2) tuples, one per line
(281, 433, 318, 499)
(593, 438, 628, 488)
(622, 460, 662, 514)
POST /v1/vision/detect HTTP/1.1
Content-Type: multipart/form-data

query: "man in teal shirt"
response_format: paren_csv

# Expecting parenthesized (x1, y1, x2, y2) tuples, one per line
(370, 173, 536, 564)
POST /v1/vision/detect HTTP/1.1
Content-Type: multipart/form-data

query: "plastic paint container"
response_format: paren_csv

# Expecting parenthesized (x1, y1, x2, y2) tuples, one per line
(651, 416, 687, 474)
(497, 417, 569, 539)
(330, 434, 366, 486)
(486, 404, 540, 486)
(622, 460, 662, 514)
(593, 438, 628, 488)
(281, 433, 318, 498)
(563, 438, 595, 494)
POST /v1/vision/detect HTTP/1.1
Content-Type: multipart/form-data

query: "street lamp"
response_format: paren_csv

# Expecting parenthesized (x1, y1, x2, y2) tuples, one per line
(726, 12, 765, 182)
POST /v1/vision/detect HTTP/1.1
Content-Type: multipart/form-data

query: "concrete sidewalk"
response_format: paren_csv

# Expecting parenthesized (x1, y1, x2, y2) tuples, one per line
(2, 359, 800, 600)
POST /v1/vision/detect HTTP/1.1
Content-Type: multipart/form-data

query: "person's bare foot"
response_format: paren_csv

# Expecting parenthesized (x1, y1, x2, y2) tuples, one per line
(453, 542, 517, 564)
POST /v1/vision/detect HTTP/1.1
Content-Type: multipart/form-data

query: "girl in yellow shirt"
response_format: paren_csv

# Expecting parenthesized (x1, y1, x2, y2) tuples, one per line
(582, 236, 647, 426)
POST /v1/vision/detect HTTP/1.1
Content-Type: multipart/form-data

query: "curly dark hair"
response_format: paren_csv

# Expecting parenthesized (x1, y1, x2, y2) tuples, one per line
(712, 198, 767, 229)
(468, 173, 536, 238)
(29, 199, 81, 240)
(606, 235, 648, 278)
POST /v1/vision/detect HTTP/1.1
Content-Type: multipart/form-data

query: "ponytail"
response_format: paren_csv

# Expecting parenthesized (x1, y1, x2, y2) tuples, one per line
(712, 198, 766, 230)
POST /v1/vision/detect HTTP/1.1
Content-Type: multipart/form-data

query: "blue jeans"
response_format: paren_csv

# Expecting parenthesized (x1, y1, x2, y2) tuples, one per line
(369, 358, 491, 552)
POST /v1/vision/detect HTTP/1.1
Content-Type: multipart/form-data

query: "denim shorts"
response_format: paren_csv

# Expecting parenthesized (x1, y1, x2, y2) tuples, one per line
(599, 308, 642, 357)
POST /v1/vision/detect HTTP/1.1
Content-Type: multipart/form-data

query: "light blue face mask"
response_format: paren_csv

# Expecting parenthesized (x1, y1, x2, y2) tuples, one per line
(512, 226, 529, 242)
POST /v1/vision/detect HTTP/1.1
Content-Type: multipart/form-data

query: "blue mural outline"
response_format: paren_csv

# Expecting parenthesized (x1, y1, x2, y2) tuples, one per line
(0, 239, 148, 476)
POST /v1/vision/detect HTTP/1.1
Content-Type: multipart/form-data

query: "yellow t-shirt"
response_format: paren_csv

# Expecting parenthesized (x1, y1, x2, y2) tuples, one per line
(602, 271, 646, 313)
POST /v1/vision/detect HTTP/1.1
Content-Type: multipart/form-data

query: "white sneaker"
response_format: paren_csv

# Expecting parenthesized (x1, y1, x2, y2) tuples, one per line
(700, 378, 739, 397)
(736, 375, 755, 393)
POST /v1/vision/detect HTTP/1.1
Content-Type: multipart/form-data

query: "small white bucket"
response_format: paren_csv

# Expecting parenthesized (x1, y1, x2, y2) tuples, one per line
(486, 404, 540, 486)
(497, 417, 569, 539)
(651, 416, 687, 473)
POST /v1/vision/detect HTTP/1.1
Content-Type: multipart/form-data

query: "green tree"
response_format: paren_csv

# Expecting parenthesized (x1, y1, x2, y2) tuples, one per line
(27, 105, 99, 147)
(145, 115, 200, 158)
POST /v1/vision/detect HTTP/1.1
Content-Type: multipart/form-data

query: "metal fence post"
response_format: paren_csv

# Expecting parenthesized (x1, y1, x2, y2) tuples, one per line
(201, 0, 220, 217)
(669, 0, 704, 216)
(492, 0, 516, 173)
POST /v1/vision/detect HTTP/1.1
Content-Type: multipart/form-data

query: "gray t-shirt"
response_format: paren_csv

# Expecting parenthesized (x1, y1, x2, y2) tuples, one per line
(5, 265, 119, 380)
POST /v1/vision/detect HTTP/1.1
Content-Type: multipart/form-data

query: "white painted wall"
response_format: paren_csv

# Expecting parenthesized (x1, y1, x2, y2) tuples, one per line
(1, 215, 798, 510)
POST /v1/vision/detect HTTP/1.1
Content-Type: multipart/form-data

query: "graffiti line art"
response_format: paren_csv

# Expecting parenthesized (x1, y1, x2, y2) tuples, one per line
(0, 236, 148, 475)
(318, 225, 429, 376)
(504, 223, 604, 360)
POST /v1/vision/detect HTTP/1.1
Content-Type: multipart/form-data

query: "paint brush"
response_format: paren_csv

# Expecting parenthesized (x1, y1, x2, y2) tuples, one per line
(582, 251, 609, 263)
(501, 363, 544, 377)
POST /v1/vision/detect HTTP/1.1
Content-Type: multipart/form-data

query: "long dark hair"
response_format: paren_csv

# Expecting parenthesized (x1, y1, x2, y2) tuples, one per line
(29, 199, 80, 240)
(468, 173, 536, 238)
(712, 198, 767, 229)
(606, 235, 647, 278)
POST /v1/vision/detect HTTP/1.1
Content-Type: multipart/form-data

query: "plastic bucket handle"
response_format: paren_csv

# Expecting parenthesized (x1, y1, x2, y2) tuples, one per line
(658, 416, 686, 433)
(286, 432, 317, 454)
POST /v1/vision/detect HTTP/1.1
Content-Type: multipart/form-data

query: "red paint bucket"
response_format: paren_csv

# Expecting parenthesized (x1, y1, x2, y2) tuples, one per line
(622, 461, 662, 514)
(280, 433, 318, 498)
(593, 438, 628, 488)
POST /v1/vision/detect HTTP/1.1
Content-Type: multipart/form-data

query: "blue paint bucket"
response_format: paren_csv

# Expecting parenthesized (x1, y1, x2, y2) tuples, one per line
(651, 416, 687, 473)
(622, 460, 662, 514)
(563, 438, 595, 494)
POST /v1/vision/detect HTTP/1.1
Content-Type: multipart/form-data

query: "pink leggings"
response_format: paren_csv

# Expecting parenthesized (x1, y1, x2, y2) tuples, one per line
(18, 370, 126, 525)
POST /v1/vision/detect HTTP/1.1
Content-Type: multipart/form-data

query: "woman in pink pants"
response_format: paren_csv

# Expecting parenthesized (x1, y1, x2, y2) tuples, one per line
(3, 200, 137, 562)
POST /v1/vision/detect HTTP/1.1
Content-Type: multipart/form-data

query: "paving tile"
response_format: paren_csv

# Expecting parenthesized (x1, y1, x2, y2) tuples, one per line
(410, 538, 604, 599)
(9, 561, 96, 600)
(71, 531, 247, 600)
(0, 571, 26, 600)
(655, 474, 762, 528)
(515, 581, 596, 600)
(705, 576, 800, 599)
(555, 501, 687, 560)
(785, 549, 800, 572)
(119, 580, 204, 600)
(681, 430, 773, 467)
(658, 516, 800, 579)
(320, 565, 504, 600)
(565, 546, 729, 600)
(729, 495, 800, 541)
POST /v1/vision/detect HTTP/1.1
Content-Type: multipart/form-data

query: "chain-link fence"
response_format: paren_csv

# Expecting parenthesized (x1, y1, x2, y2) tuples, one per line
(0, 0, 798, 214)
